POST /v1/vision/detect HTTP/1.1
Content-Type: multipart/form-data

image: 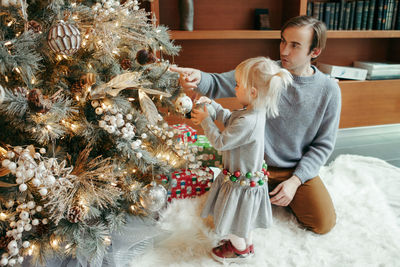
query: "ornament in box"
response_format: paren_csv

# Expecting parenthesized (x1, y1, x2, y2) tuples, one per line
(47, 20, 81, 55)
(156, 167, 214, 201)
(172, 124, 197, 143)
(191, 135, 223, 168)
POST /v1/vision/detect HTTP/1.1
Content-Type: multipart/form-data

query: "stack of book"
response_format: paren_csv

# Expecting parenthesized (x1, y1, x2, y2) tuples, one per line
(307, 0, 400, 30)
(317, 63, 368, 80)
(354, 61, 400, 79)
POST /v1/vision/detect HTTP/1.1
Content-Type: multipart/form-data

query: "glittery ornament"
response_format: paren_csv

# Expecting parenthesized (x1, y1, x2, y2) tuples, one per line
(47, 20, 81, 55)
(139, 182, 167, 212)
(175, 93, 193, 115)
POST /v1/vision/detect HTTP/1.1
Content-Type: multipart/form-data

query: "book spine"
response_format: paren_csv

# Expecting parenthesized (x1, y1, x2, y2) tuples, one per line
(339, 0, 347, 29)
(334, 1, 341, 29)
(320, 2, 325, 21)
(355, 0, 365, 30)
(387, 0, 396, 29)
(367, 0, 377, 29)
(362, 0, 370, 29)
(367, 75, 400, 80)
(392, 0, 399, 29)
(397, 0, 400, 28)
(345, 1, 352, 29)
(381, 0, 389, 29)
(330, 2, 336, 29)
(350, 0, 357, 29)
(325, 3, 332, 28)
(385, 0, 393, 29)
(313, 2, 321, 20)
(307, 1, 313, 16)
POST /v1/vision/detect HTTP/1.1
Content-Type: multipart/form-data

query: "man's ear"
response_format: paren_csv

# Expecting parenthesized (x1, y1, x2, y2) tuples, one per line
(250, 87, 258, 98)
(310, 47, 322, 59)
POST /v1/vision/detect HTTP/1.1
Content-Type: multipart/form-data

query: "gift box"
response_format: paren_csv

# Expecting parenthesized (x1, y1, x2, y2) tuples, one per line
(156, 167, 214, 201)
(172, 124, 198, 143)
(190, 135, 223, 168)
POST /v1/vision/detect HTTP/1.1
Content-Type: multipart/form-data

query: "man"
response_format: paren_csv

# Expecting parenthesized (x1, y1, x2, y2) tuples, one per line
(171, 16, 341, 234)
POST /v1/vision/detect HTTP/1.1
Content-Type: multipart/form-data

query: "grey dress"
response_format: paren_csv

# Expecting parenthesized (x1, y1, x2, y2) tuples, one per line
(200, 100, 273, 239)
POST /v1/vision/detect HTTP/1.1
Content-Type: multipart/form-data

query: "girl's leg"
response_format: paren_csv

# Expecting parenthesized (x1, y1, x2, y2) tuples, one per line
(227, 234, 246, 251)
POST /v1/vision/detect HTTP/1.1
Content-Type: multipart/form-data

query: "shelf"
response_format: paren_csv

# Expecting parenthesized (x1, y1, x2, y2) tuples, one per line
(169, 30, 400, 40)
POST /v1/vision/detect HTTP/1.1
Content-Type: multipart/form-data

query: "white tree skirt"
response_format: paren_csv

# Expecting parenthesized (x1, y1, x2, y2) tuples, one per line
(132, 155, 400, 267)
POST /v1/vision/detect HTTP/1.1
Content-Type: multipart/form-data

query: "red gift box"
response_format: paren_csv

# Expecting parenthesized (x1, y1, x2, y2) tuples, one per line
(156, 167, 214, 201)
(172, 124, 198, 143)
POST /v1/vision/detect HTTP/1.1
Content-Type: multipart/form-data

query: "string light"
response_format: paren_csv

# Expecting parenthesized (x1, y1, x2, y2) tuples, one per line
(0, 212, 7, 220)
(7, 21, 13, 27)
(28, 245, 35, 256)
(4, 76, 9, 82)
(4, 41, 12, 46)
(51, 239, 59, 248)
(46, 125, 52, 130)
(14, 67, 21, 74)
(128, 98, 135, 101)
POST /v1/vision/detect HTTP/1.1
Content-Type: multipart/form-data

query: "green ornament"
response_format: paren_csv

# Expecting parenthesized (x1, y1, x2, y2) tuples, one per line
(230, 175, 237, 182)
(246, 172, 252, 179)
(262, 163, 268, 169)
(258, 180, 265, 186)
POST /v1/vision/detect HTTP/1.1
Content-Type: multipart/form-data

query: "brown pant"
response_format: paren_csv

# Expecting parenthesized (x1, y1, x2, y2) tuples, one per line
(267, 167, 336, 234)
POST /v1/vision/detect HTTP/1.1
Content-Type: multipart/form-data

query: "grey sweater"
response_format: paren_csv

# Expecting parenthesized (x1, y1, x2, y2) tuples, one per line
(196, 65, 341, 183)
(201, 101, 266, 174)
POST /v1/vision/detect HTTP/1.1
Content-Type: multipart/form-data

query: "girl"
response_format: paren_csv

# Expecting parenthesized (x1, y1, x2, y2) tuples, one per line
(191, 57, 292, 263)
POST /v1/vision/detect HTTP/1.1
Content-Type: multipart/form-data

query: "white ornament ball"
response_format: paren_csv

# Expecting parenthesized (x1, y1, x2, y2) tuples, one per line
(32, 219, 39, 226)
(25, 169, 34, 179)
(15, 178, 23, 184)
(17, 257, 23, 264)
(116, 118, 125, 127)
(8, 258, 16, 266)
(126, 114, 133, 120)
(175, 94, 193, 114)
(22, 241, 30, 248)
(0, 258, 8, 266)
(27, 201, 35, 209)
(136, 152, 142, 159)
(46, 175, 56, 185)
(19, 211, 29, 221)
(42, 218, 48, 224)
(14, 146, 23, 153)
(7, 240, 17, 250)
(24, 224, 32, 231)
(39, 188, 48, 196)
(2, 159, 11, 168)
(8, 162, 16, 171)
(19, 184, 27, 192)
(95, 107, 103, 115)
(139, 182, 167, 212)
(36, 206, 43, 212)
(17, 226, 24, 233)
(39, 148, 46, 154)
(32, 178, 41, 187)
(116, 113, 123, 120)
(6, 151, 15, 159)
(99, 120, 106, 128)
(91, 100, 99, 108)
(141, 133, 147, 139)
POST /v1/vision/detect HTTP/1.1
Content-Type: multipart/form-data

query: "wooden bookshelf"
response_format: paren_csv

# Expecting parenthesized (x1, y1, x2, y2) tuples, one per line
(150, 0, 400, 128)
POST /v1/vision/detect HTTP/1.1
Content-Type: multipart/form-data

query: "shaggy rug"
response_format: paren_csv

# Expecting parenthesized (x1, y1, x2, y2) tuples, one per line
(132, 155, 400, 267)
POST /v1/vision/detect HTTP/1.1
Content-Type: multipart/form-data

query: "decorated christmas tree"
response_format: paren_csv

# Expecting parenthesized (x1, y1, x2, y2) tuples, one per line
(0, 0, 205, 266)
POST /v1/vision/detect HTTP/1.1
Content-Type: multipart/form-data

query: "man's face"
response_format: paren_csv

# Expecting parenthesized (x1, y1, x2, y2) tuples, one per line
(280, 26, 316, 73)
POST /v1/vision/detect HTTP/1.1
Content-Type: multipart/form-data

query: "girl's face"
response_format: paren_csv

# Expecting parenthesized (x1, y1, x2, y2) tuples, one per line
(235, 80, 251, 107)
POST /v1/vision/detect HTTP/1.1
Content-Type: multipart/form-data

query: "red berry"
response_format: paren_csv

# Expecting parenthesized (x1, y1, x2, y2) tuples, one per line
(266, 171, 270, 177)
(234, 171, 241, 178)
(223, 169, 228, 175)
(250, 181, 256, 187)
(262, 168, 267, 175)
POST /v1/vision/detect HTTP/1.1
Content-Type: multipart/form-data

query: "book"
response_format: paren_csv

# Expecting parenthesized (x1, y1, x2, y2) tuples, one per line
(334, 2, 341, 29)
(392, 0, 399, 29)
(355, 0, 365, 30)
(381, 0, 389, 29)
(353, 60, 400, 70)
(307, 1, 313, 16)
(385, 0, 394, 29)
(318, 63, 368, 80)
(366, 74, 400, 79)
(362, 0, 370, 29)
(350, 0, 357, 29)
(397, 0, 400, 28)
(313, 2, 321, 19)
(367, 0, 376, 29)
(345, 1, 352, 29)
(330, 2, 336, 29)
(339, 0, 347, 30)
(324, 2, 332, 28)
(376, 0, 385, 29)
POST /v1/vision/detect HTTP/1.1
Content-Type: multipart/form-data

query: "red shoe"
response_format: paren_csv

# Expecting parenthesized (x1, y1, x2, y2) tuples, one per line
(211, 240, 253, 263)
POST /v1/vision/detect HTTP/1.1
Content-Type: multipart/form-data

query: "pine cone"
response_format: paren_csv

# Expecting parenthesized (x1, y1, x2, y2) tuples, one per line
(67, 206, 82, 223)
(27, 20, 42, 33)
(27, 89, 51, 113)
(136, 49, 157, 65)
(120, 58, 132, 70)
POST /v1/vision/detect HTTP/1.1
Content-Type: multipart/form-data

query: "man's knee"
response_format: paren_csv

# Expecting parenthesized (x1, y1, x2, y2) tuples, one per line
(309, 212, 336, 234)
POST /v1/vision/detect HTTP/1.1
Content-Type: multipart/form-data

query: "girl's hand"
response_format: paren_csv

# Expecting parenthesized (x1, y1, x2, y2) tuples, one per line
(191, 106, 209, 125)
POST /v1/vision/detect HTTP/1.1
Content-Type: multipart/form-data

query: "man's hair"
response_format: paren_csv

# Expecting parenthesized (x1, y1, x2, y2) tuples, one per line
(281, 15, 327, 55)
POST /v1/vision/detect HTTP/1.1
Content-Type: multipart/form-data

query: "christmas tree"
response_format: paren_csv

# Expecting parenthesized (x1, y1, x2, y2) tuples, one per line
(0, 0, 202, 266)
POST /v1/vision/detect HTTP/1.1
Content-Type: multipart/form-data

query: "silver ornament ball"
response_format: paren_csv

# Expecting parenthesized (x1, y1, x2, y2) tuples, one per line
(139, 182, 167, 212)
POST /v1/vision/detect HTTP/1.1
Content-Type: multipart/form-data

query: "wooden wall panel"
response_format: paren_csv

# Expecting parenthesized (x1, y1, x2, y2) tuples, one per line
(165, 39, 280, 73)
(158, 0, 284, 30)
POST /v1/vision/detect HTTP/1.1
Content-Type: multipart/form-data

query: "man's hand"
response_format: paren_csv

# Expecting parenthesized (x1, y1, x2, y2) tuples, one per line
(169, 66, 202, 100)
(269, 175, 302, 206)
(191, 105, 209, 125)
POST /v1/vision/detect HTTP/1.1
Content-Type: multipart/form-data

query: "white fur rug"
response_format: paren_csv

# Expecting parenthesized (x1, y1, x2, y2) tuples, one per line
(132, 155, 400, 267)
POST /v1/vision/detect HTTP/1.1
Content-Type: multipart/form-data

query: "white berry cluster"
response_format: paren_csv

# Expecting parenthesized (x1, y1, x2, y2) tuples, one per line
(98, 112, 137, 140)
(0, 0, 21, 7)
(91, 0, 139, 17)
(1, 199, 47, 266)
(149, 123, 175, 146)
(1, 147, 54, 195)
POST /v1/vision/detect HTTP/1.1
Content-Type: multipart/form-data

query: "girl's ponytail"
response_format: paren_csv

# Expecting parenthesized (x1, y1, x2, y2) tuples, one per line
(265, 69, 292, 118)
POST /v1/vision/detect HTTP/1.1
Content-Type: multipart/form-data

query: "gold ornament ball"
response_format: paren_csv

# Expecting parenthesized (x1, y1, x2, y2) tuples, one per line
(47, 20, 81, 55)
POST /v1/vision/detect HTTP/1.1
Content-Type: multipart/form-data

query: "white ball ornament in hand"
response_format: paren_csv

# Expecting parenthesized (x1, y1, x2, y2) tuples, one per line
(175, 94, 193, 115)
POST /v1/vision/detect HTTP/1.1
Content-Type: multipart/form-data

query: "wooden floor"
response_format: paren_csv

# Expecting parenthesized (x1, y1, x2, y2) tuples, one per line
(328, 123, 400, 168)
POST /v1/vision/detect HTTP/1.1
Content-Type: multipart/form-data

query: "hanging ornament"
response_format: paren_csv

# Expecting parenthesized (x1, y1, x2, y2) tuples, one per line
(47, 20, 81, 55)
(26, 20, 42, 34)
(136, 49, 157, 65)
(175, 93, 193, 117)
(139, 181, 167, 212)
